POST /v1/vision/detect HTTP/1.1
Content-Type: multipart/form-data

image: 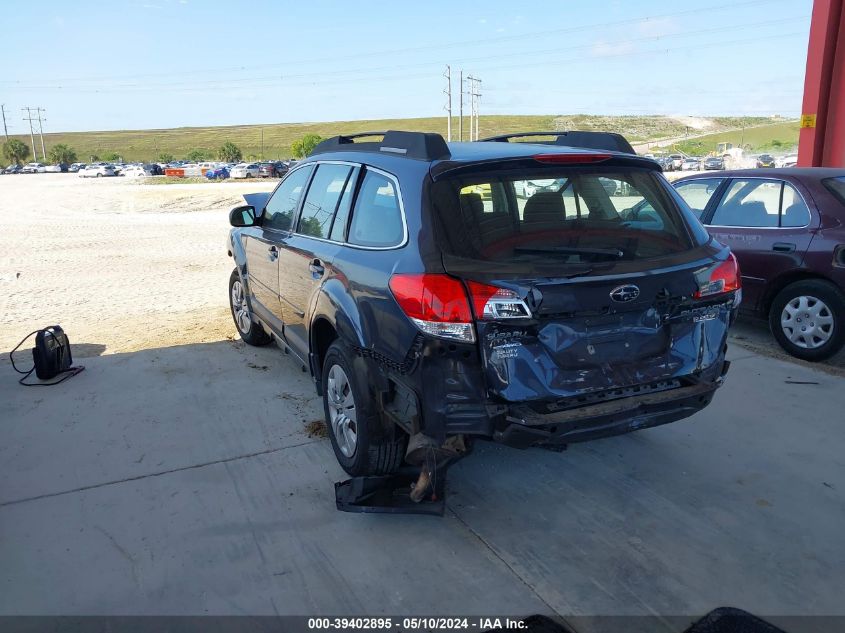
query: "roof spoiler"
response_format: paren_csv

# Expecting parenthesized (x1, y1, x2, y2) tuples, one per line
(310, 130, 451, 161)
(479, 131, 636, 155)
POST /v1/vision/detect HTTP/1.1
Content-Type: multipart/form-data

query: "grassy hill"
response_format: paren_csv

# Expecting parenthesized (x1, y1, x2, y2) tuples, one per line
(5, 114, 784, 163)
(669, 121, 800, 155)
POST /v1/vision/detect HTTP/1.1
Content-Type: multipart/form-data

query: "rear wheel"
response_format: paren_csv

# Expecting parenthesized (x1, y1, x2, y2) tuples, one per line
(228, 269, 271, 346)
(769, 280, 845, 361)
(322, 341, 406, 476)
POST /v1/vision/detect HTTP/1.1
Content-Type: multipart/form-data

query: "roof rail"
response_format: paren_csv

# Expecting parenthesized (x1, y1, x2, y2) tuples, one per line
(310, 130, 451, 161)
(479, 131, 635, 155)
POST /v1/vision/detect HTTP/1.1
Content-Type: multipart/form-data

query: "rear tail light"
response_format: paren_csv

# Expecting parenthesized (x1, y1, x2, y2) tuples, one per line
(694, 253, 741, 299)
(466, 281, 532, 319)
(389, 274, 475, 342)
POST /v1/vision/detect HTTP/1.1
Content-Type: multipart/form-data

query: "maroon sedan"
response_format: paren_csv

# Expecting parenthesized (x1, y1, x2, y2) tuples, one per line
(673, 168, 845, 361)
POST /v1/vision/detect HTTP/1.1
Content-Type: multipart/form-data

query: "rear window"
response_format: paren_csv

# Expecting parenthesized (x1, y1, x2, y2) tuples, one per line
(432, 168, 698, 265)
(823, 177, 845, 206)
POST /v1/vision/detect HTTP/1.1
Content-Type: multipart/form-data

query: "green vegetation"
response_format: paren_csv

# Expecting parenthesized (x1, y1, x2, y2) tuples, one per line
(217, 141, 242, 163)
(158, 152, 175, 163)
(48, 143, 78, 165)
(3, 138, 30, 165)
(291, 134, 324, 159)
(102, 151, 121, 162)
(670, 121, 799, 155)
(2, 115, 792, 163)
(185, 148, 209, 162)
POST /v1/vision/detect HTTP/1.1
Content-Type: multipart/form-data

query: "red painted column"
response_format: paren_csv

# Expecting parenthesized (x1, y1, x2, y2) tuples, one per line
(798, 0, 845, 167)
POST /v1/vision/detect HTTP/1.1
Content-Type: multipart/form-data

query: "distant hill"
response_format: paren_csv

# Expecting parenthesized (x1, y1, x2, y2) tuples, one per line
(5, 114, 787, 162)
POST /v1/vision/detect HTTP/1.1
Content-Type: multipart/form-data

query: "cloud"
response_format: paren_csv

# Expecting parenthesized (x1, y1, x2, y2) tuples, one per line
(591, 39, 635, 57)
(636, 17, 680, 38)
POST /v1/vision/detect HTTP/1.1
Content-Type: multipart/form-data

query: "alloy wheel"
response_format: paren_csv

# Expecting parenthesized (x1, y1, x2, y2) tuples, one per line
(326, 364, 357, 457)
(230, 279, 252, 334)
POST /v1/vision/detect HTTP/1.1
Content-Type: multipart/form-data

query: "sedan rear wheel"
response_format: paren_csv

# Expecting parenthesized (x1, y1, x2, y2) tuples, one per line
(770, 280, 845, 361)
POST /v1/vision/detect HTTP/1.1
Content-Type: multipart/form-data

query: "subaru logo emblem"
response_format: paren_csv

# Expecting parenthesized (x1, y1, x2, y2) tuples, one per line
(610, 284, 640, 302)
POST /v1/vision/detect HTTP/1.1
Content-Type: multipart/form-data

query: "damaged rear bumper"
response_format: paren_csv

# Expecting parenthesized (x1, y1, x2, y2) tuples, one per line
(495, 361, 730, 449)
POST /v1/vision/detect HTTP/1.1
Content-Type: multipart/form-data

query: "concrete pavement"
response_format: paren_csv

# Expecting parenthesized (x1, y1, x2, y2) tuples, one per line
(1, 338, 843, 625)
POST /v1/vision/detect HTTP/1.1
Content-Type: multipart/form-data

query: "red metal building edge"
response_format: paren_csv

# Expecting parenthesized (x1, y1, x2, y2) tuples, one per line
(799, 0, 845, 167)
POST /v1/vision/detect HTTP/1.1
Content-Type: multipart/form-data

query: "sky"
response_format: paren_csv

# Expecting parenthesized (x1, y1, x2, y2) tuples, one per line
(0, 0, 814, 134)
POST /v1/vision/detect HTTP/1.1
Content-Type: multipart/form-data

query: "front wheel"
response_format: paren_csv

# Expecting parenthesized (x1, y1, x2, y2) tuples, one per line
(228, 269, 271, 346)
(322, 341, 407, 476)
(769, 280, 845, 361)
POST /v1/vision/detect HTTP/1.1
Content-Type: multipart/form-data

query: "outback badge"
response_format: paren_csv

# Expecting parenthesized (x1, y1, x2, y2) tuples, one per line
(610, 284, 640, 302)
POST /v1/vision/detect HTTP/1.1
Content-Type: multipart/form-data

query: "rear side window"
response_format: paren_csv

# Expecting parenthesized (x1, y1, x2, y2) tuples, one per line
(711, 179, 810, 228)
(263, 165, 313, 231)
(433, 168, 695, 265)
(347, 170, 404, 247)
(297, 163, 354, 239)
(673, 178, 724, 219)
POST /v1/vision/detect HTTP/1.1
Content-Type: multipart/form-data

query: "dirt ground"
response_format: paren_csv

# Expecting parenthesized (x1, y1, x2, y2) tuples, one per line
(0, 174, 277, 355)
(1, 172, 842, 374)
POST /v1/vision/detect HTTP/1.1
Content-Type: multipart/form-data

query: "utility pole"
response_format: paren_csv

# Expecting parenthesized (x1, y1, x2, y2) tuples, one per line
(474, 77, 481, 141)
(22, 107, 37, 160)
(443, 65, 452, 142)
(466, 75, 474, 141)
(1, 104, 8, 142)
(458, 69, 463, 142)
(35, 108, 47, 160)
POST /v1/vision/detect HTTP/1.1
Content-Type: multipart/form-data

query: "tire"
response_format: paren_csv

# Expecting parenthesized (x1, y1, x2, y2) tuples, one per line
(96, 173, 101, 178)
(769, 279, 845, 361)
(322, 341, 407, 476)
(228, 268, 271, 346)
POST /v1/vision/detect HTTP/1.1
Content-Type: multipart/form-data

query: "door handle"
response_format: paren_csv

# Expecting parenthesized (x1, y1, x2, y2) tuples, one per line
(268, 245, 279, 260)
(772, 242, 796, 253)
(309, 258, 325, 276)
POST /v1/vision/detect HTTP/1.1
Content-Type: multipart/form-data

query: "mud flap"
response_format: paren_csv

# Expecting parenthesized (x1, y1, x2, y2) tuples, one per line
(334, 464, 448, 516)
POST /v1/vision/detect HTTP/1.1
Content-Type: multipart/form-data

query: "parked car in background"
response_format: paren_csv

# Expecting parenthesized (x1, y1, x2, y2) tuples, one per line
(44, 163, 68, 173)
(681, 157, 701, 171)
(258, 161, 289, 178)
(78, 164, 116, 178)
(68, 163, 87, 173)
(4, 164, 22, 174)
(777, 154, 799, 168)
(668, 154, 684, 171)
(22, 162, 47, 173)
(654, 156, 671, 171)
(673, 168, 845, 361)
(227, 130, 738, 482)
(120, 164, 157, 178)
(206, 165, 230, 180)
(756, 154, 776, 168)
(230, 163, 260, 179)
(703, 156, 725, 171)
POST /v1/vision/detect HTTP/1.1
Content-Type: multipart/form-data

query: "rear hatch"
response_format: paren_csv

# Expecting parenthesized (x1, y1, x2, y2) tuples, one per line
(430, 156, 738, 406)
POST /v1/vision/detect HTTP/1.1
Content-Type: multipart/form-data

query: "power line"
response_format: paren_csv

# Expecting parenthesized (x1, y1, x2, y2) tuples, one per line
(0, 0, 794, 86)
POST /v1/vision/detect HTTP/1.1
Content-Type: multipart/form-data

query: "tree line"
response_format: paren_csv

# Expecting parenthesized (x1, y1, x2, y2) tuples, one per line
(2, 134, 325, 166)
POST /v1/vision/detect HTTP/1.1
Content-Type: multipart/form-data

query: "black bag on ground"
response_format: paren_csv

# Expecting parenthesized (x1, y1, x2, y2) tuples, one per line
(9, 325, 84, 386)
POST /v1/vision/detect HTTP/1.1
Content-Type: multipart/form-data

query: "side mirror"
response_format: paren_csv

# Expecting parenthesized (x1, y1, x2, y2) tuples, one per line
(229, 204, 257, 227)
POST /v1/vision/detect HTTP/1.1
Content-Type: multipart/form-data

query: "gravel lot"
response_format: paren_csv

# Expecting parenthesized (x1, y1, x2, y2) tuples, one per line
(0, 173, 277, 355)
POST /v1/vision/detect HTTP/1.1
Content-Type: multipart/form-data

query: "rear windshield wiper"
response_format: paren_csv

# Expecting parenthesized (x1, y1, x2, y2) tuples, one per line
(513, 246, 624, 259)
